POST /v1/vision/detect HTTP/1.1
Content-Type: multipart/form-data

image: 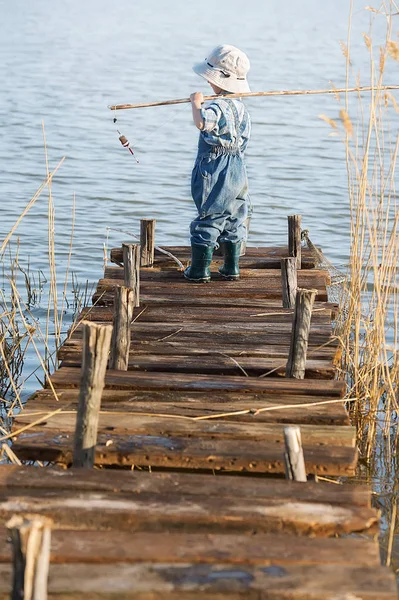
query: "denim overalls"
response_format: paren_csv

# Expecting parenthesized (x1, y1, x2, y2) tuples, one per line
(190, 98, 251, 248)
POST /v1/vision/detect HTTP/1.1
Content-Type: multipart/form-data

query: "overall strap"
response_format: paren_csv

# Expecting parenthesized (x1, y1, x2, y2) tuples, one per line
(223, 98, 241, 150)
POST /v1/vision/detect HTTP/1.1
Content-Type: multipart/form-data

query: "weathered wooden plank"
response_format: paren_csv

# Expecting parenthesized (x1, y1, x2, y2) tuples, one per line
(93, 270, 329, 304)
(92, 295, 339, 311)
(1, 562, 396, 599)
(11, 430, 358, 475)
(60, 355, 336, 379)
(104, 266, 328, 285)
(0, 466, 373, 507)
(97, 268, 330, 286)
(59, 341, 337, 361)
(100, 267, 330, 288)
(47, 368, 346, 396)
(65, 322, 337, 351)
(78, 303, 335, 324)
(110, 246, 315, 268)
(96, 289, 330, 306)
(112, 245, 316, 258)
(27, 389, 350, 425)
(0, 489, 377, 535)
(71, 320, 333, 336)
(0, 528, 381, 566)
(12, 412, 355, 447)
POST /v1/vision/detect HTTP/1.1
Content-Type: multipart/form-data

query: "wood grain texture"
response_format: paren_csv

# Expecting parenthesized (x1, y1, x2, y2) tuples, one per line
(111, 244, 318, 270)
(25, 389, 351, 425)
(11, 430, 358, 475)
(0, 466, 373, 507)
(0, 489, 376, 535)
(47, 368, 346, 395)
(288, 215, 302, 269)
(61, 354, 336, 379)
(0, 528, 381, 566)
(12, 413, 355, 447)
(122, 243, 140, 307)
(286, 289, 317, 379)
(109, 286, 134, 371)
(281, 257, 297, 308)
(0, 562, 396, 599)
(140, 219, 156, 267)
(78, 302, 335, 323)
(73, 322, 112, 468)
(59, 341, 338, 361)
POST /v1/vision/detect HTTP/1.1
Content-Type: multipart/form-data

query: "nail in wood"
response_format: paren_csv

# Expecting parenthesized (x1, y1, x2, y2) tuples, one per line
(281, 257, 297, 309)
(109, 286, 134, 371)
(140, 219, 156, 267)
(283, 426, 307, 482)
(288, 214, 302, 269)
(286, 288, 317, 379)
(122, 242, 140, 307)
(7, 514, 52, 600)
(73, 321, 113, 468)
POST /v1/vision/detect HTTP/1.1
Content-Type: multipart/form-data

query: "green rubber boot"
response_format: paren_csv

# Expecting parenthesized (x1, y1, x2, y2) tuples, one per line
(218, 241, 241, 280)
(184, 244, 214, 283)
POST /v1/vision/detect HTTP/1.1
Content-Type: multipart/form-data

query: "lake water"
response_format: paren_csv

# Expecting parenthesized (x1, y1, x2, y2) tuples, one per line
(2, 0, 396, 278)
(1, 0, 399, 574)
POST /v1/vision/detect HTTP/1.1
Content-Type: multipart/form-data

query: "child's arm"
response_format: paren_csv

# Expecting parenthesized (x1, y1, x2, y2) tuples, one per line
(190, 92, 204, 130)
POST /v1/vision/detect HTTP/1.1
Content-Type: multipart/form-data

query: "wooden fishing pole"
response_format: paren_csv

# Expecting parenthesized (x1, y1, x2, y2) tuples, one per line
(109, 84, 399, 111)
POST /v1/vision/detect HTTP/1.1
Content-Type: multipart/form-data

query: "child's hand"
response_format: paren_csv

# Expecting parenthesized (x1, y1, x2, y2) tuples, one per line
(190, 92, 204, 108)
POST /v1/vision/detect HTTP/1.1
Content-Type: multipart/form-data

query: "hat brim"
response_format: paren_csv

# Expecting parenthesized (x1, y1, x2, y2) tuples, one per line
(193, 61, 251, 94)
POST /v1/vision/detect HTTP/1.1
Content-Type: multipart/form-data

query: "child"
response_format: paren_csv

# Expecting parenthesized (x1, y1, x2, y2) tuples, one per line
(184, 44, 252, 283)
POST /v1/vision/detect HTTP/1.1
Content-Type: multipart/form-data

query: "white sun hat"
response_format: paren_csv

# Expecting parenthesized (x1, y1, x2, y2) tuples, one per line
(193, 45, 251, 94)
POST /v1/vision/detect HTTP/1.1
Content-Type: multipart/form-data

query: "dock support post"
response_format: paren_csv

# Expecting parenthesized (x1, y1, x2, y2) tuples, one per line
(288, 215, 302, 269)
(286, 288, 317, 379)
(283, 426, 307, 482)
(73, 321, 113, 468)
(140, 219, 156, 267)
(7, 514, 52, 600)
(281, 257, 297, 309)
(109, 286, 134, 371)
(122, 242, 140, 307)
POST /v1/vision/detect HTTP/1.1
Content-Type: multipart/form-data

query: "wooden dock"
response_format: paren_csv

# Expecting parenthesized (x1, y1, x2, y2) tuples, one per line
(0, 234, 397, 598)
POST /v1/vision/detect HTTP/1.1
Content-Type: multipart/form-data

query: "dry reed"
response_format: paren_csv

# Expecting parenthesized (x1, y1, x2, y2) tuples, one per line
(316, 2, 399, 568)
(0, 135, 91, 449)
(318, 2, 399, 463)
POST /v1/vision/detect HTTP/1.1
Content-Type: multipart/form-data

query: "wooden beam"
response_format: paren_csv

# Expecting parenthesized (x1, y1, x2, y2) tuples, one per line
(109, 286, 134, 371)
(73, 322, 112, 468)
(140, 219, 156, 267)
(288, 215, 302, 269)
(281, 257, 297, 308)
(122, 243, 140, 307)
(286, 289, 318, 379)
(284, 426, 307, 482)
(7, 514, 52, 600)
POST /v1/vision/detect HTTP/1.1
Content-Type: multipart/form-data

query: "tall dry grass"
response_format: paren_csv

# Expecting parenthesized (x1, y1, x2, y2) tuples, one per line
(0, 133, 92, 441)
(319, 2, 399, 463)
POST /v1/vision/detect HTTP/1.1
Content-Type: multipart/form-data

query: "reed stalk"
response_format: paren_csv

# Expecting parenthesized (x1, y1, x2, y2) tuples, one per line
(319, 2, 399, 462)
(0, 140, 90, 446)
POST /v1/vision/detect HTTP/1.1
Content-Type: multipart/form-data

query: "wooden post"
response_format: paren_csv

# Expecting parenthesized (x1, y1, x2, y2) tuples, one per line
(281, 257, 297, 309)
(122, 243, 140, 307)
(7, 515, 52, 600)
(286, 288, 317, 379)
(109, 286, 134, 371)
(140, 219, 156, 267)
(288, 215, 302, 269)
(73, 321, 113, 468)
(283, 426, 307, 482)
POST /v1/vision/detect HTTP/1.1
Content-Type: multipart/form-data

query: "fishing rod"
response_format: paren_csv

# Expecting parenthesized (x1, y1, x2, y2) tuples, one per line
(109, 84, 399, 111)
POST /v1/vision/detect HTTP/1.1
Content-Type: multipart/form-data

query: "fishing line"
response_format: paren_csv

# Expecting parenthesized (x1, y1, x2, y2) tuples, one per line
(112, 105, 182, 165)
